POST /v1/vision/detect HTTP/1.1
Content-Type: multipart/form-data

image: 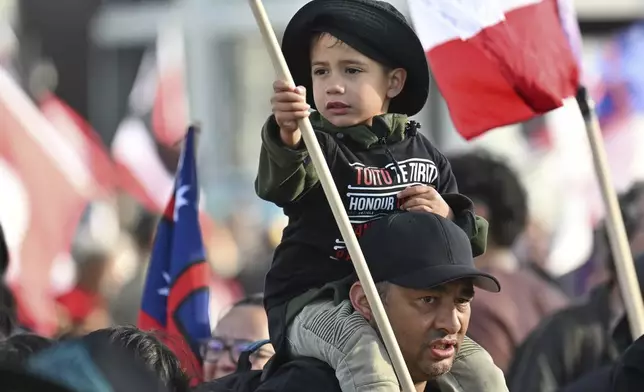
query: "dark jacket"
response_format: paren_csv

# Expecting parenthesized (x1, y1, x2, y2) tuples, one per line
(507, 285, 631, 392)
(196, 357, 441, 392)
(255, 112, 488, 344)
(560, 365, 614, 392)
(561, 333, 644, 392)
(254, 361, 441, 392)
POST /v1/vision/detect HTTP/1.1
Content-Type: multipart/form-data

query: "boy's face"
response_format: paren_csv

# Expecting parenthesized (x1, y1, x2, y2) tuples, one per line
(310, 33, 406, 127)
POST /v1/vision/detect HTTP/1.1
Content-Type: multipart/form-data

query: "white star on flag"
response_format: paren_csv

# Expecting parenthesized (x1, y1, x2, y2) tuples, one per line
(157, 272, 171, 296)
(173, 184, 190, 222)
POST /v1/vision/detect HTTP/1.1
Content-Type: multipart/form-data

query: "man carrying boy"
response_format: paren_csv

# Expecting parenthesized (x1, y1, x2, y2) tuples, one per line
(253, 211, 505, 392)
(255, 1, 503, 391)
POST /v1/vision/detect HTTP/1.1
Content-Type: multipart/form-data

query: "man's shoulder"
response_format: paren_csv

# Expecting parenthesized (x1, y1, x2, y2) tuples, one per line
(256, 357, 341, 392)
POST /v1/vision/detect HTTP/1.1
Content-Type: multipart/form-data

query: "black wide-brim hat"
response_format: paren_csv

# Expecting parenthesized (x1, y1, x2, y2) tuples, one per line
(282, 0, 430, 117)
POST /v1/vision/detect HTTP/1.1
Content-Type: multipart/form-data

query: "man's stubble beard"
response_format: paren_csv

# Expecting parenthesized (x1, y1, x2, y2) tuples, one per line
(370, 319, 455, 382)
(424, 356, 454, 379)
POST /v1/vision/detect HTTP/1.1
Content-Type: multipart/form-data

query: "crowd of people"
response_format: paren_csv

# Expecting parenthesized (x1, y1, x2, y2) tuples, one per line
(2, 0, 644, 391)
(1, 170, 643, 391)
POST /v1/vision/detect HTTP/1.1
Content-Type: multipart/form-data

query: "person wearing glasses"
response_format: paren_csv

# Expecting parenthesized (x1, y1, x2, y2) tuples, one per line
(202, 294, 275, 381)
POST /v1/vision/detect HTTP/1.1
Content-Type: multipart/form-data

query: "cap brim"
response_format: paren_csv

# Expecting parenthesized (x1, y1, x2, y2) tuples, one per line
(0, 367, 74, 392)
(389, 264, 501, 293)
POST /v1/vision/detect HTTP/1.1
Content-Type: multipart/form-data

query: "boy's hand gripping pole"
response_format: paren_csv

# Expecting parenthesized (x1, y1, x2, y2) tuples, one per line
(248, 1, 416, 391)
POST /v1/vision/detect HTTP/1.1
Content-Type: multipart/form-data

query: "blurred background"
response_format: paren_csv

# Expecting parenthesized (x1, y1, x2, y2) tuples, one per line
(1, 0, 643, 335)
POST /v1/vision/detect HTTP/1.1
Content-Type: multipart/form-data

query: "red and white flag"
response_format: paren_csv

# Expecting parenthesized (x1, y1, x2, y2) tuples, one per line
(408, 0, 581, 139)
(39, 92, 116, 196)
(112, 27, 189, 212)
(0, 69, 93, 335)
(110, 33, 241, 314)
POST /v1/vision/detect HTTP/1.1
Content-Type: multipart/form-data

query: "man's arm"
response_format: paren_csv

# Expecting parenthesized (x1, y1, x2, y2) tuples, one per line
(255, 115, 321, 206)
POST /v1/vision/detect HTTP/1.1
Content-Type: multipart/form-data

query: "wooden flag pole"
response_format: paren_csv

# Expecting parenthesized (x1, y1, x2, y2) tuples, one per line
(576, 86, 644, 338)
(248, 1, 416, 391)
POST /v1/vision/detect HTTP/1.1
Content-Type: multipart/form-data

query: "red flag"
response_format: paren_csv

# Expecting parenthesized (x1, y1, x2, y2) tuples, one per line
(408, 0, 581, 139)
(0, 69, 92, 335)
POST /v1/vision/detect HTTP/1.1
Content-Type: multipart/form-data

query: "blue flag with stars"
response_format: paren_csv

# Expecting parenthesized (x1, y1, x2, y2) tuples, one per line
(138, 126, 210, 384)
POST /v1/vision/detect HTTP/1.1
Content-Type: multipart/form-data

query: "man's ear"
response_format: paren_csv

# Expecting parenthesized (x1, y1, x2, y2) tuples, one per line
(386, 68, 407, 99)
(349, 282, 374, 322)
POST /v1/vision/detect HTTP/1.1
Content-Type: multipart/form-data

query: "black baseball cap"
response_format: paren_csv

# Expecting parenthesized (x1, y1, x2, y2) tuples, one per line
(359, 211, 500, 292)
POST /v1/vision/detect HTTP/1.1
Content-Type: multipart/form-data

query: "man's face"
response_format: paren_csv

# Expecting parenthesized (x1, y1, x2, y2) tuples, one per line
(310, 33, 403, 127)
(382, 280, 474, 382)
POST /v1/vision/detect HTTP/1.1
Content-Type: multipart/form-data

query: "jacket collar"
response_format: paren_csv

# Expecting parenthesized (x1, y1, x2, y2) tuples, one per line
(309, 111, 409, 149)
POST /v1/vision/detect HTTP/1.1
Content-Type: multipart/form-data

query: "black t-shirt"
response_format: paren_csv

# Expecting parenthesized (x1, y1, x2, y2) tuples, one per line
(264, 116, 458, 312)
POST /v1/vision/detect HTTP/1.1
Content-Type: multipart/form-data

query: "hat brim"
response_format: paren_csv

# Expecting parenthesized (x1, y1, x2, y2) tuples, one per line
(281, 0, 430, 117)
(389, 264, 501, 293)
(0, 366, 74, 392)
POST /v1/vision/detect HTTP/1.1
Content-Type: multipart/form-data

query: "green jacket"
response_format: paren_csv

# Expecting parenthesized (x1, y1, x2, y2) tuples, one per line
(255, 112, 488, 257)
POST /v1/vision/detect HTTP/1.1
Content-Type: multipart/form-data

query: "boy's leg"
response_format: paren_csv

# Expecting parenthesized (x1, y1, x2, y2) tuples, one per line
(286, 299, 400, 392)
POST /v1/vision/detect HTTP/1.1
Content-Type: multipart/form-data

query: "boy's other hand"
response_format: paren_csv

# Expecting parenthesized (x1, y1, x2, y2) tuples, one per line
(271, 80, 310, 145)
(397, 185, 453, 219)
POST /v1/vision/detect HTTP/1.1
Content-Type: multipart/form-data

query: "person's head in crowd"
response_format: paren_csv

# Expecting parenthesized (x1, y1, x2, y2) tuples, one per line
(85, 325, 189, 392)
(449, 151, 528, 251)
(202, 293, 273, 381)
(0, 334, 53, 365)
(350, 211, 500, 386)
(0, 333, 172, 392)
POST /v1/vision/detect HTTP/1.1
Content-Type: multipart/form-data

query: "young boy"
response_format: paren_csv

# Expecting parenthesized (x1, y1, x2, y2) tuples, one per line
(255, 1, 503, 391)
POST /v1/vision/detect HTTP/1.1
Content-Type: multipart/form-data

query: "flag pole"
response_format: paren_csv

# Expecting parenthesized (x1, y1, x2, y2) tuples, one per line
(576, 86, 644, 338)
(248, 1, 416, 391)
